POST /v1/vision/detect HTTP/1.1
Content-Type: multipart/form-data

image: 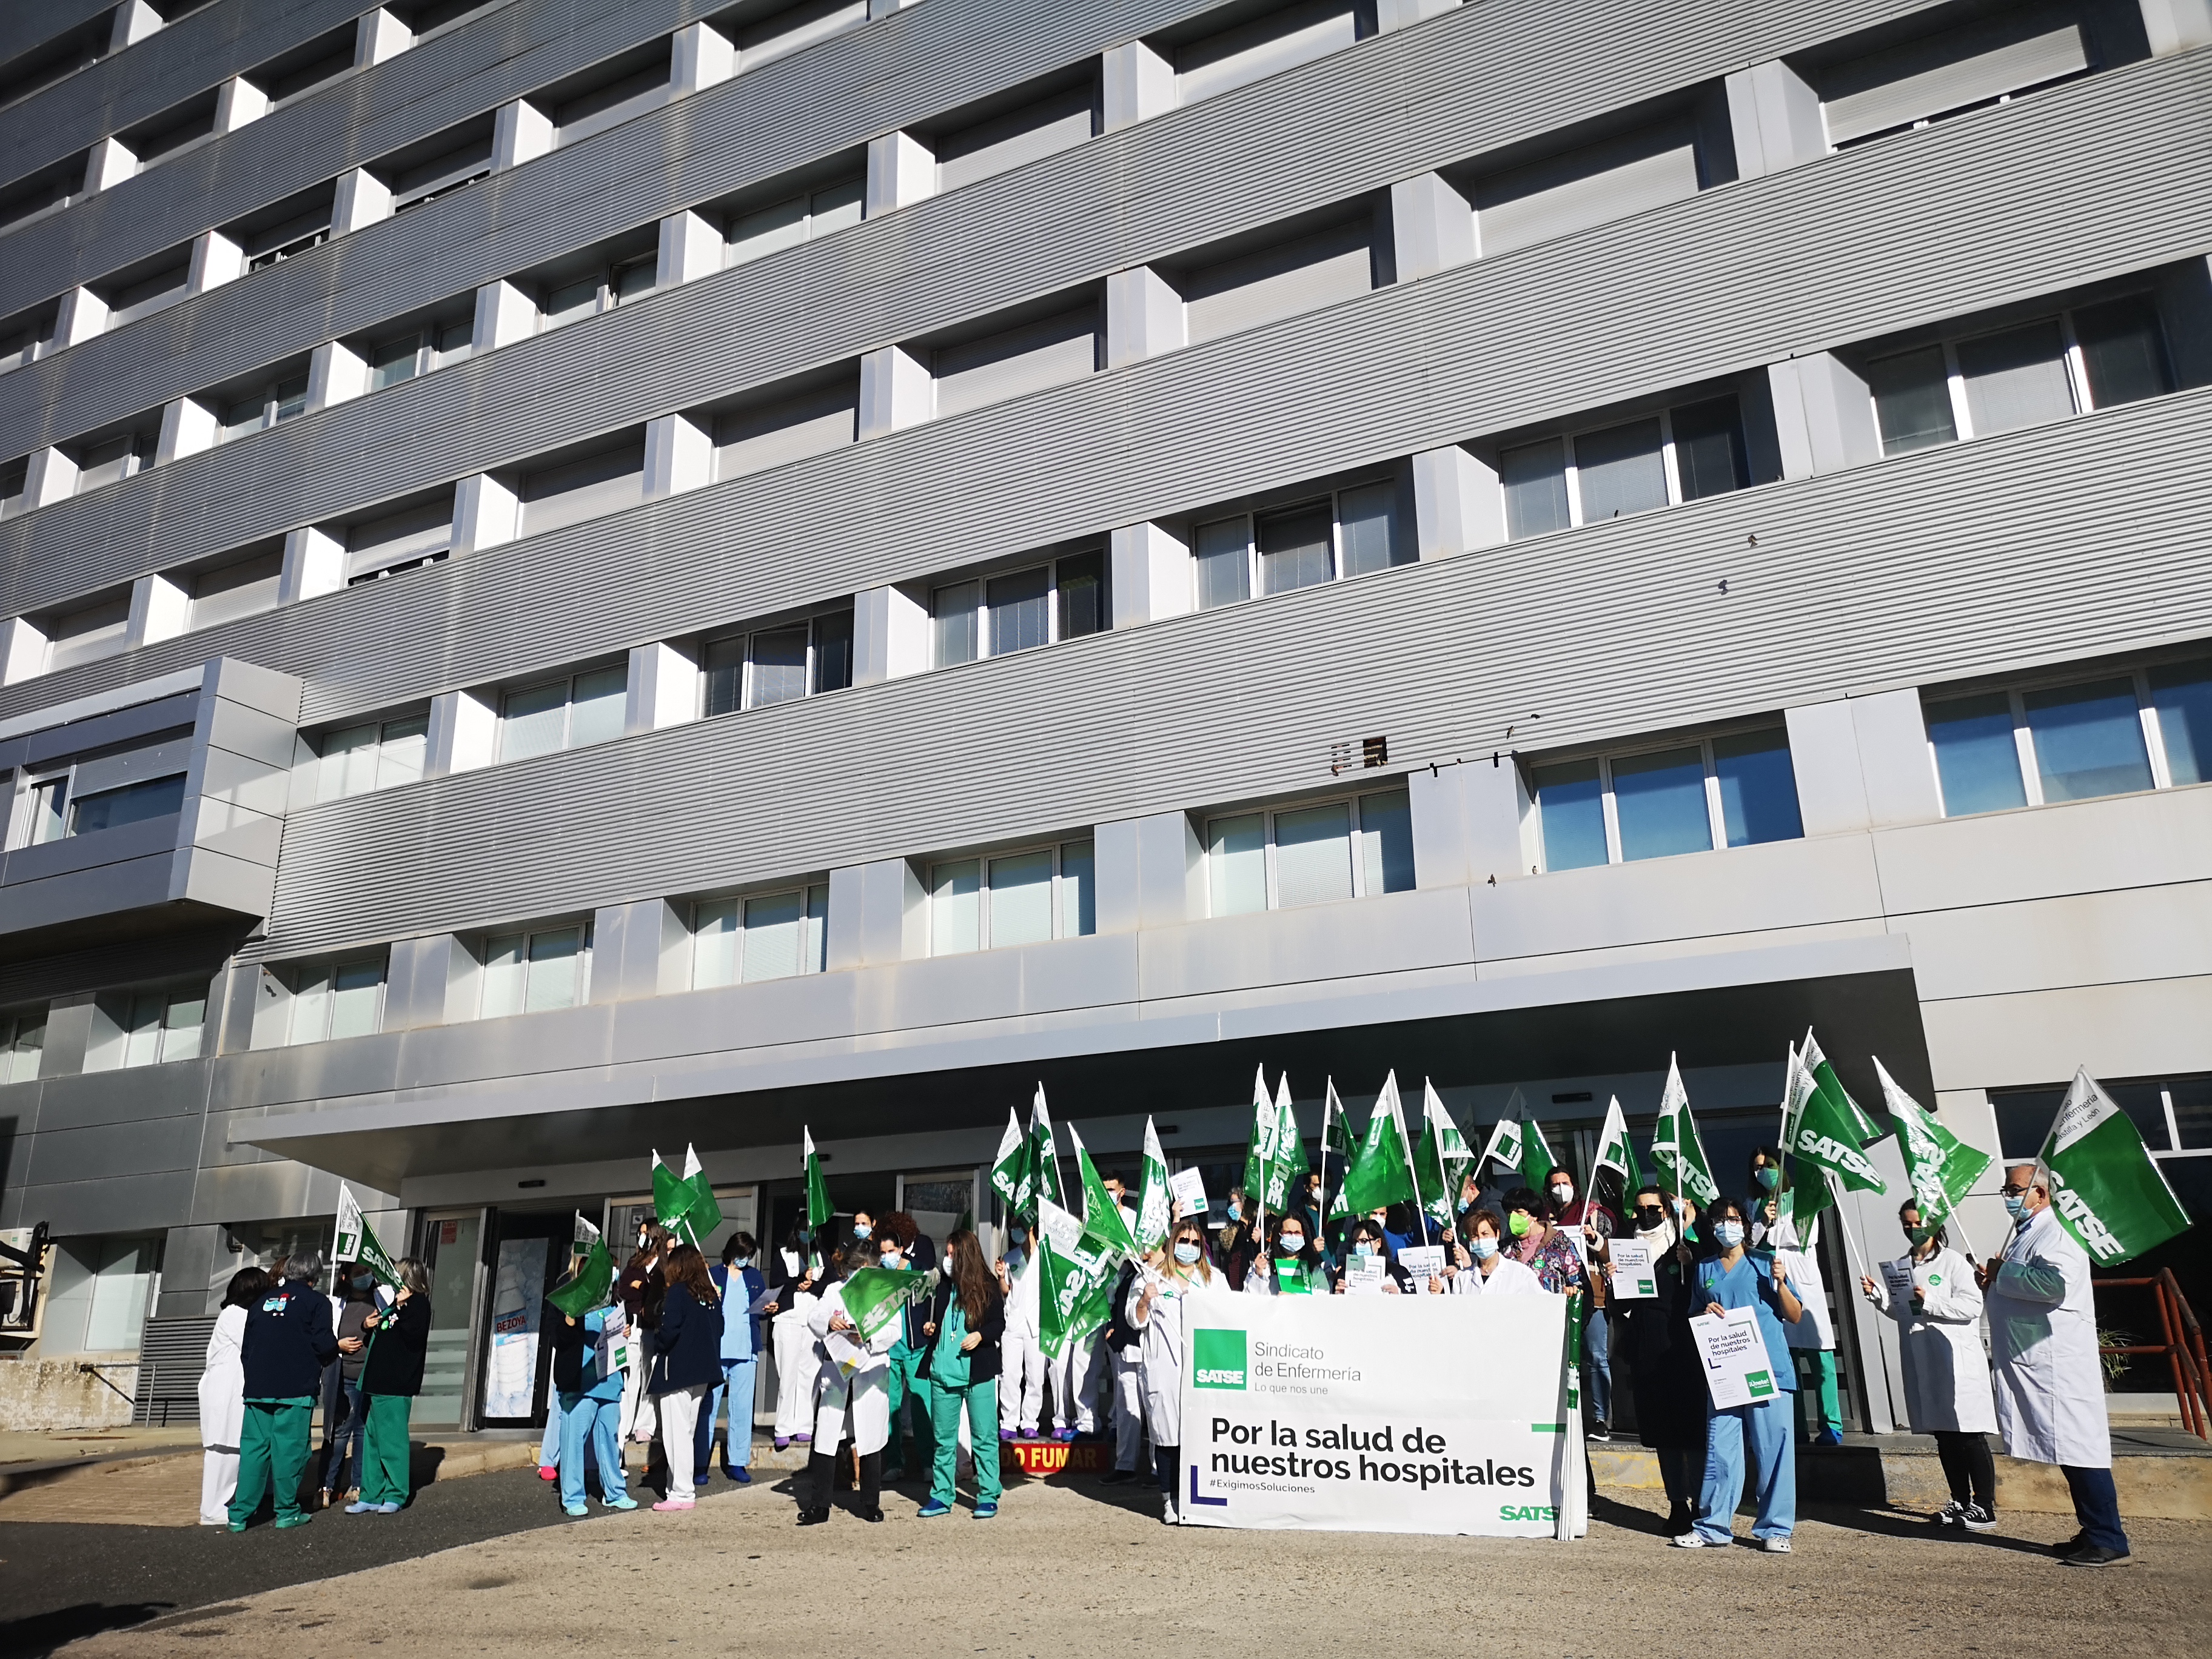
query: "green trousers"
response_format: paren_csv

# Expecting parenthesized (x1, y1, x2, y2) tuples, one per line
(1795, 1350, 1842, 1438)
(230, 1397, 313, 1526)
(885, 1342, 933, 1472)
(928, 1378, 1000, 1510)
(360, 1393, 414, 1506)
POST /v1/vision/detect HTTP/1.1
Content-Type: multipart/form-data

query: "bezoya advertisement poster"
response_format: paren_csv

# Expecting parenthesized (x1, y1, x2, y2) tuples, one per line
(1176, 1290, 1586, 1537)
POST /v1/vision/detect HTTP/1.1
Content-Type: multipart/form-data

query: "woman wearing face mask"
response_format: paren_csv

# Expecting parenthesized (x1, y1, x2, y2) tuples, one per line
(994, 1218, 1045, 1440)
(1501, 1188, 1587, 1297)
(618, 1224, 672, 1481)
(1330, 1218, 1410, 1293)
(1862, 1201, 1999, 1530)
(767, 1218, 820, 1452)
(197, 1267, 266, 1526)
(797, 1239, 896, 1524)
(1446, 1210, 1541, 1295)
(1681, 1196, 1805, 1552)
(1546, 1163, 1619, 1440)
(916, 1228, 1006, 1519)
(320, 1265, 378, 1509)
(1242, 1215, 1326, 1296)
(1620, 1185, 1707, 1538)
(1128, 1220, 1214, 1521)
(352, 1258, 433, 1515)
(1748, 1148, 1843, 1448)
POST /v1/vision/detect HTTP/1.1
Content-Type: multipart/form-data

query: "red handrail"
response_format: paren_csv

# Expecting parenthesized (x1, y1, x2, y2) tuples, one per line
(2092, 1272, 2210, 1441)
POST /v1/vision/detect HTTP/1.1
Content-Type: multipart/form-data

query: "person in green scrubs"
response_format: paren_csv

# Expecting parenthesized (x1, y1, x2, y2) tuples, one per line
(916, 1229, 1005, 1520)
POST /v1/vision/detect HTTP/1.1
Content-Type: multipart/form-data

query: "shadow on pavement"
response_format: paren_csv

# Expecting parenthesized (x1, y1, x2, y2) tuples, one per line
(1800, 1501, 2063, 1557)
(0, 1600, 176, 1657)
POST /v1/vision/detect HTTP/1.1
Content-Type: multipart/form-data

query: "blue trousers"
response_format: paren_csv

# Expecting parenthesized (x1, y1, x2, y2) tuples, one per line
(1583, 1307, 1611, 1424)
(537, 1406, 561, 1468)
(558, 1390, 625, 1508)
(695, 1356, 756, 1480)
(324, 1379, 366, 1495)
(2063, 1464, 2129, 1553)
(1697, 1392, 1796, 1542)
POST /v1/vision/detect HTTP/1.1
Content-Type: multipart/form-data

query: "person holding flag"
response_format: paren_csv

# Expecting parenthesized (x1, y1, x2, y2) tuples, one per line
(1861, 1198, 1997, 1530)
(545, 1240, 636, 1517)
(797, 1239, 898, 1525)
(349, 1256, 431, 1515)
(994, 1216, 1045, 1439)
(767, 1217, 820, 1450)
(1244, 1214, 1327, 1296)
(1447, 1209, 1541, 1296)
(1752, 1144, 1844, 1448)
(1618, 1184, 1707, 1540)
(1503, 1188, 1586, 1298)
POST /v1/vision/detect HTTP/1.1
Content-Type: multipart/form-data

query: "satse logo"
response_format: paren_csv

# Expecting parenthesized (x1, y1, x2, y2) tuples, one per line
(1193, 1329, 1247, 1389)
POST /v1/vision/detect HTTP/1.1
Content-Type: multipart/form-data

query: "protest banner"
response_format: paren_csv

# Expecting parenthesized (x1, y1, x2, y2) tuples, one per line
(1606, 1239, 1656, 1299)
(1343, 1255, 1389, 1295)
(1880, 1259, 1915, 1305)
(1176, 1290, 1583, 1537)
(1688, 1306, 1775, 1409)
(1396, 1245, 1445, 1290)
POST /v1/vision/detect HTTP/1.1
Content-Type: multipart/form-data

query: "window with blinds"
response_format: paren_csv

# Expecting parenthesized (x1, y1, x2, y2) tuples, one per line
(515, 433, 648, 539)
(929, 549, 1107, 668)
(1175, 209, 1380, 345)
(1469, 119, 1705, 258)
(1495, 394, 1752, 541)
(930, 300, 1102, 418)
(343, 489, 456, 585)
(1532, 728, 1803, 872)
(928, 841, 1096, 954)
(1204, 789, 1413, 916)
(1173, 0, 1374, 106)
(187, 543, 285, 631)
(712, 371, 859, 481)
(1191, 476, 1404, 608)
(692, 885, 830, 987)
(1815, 10, 2102, 149)
(928, 72, 1101, 194)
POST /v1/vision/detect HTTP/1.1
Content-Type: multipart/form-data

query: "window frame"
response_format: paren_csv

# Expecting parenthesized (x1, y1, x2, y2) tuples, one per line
(280, 953, 389, 1045)
(99, 984, 207, 1070)
(367, 316, 475, 392)
(537, 253, 659, 332)
(1202, 785, 1413, 916)
(927, 838, 1096, 955)
(1498, 395, 1753, 541)
(689, 882, 831, 987)
(305, 711, 431, 803)
(9, 740, 192, 850)
(1188, 475, 1403, 610)
(495, 665, 629, 762)
(473, 920, 594, 1019)
(1924, 661, 2198, 817)
(1529, 726, 1801, 872)
(929, 548, 1107, 669)
(0, 1007, 46, 1084)
(699, 608, 856, 717)
(216, 370, 310, 443)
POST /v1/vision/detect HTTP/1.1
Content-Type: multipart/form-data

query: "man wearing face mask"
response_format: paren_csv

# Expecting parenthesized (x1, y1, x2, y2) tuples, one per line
(994, 1218, 1045, 1439)
(1979, 1164, 2130, 1567)
(1546, 1164, 1619, 1441)
(1620, 1185, 1708, 1540)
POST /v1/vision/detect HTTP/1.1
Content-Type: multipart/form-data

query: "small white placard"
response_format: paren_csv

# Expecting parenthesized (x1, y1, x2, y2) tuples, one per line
(1397, 1245, 1446, 1290)
(1607, 1239, 1657, 1300)
(1169, 1167, 1209, 1221)
(1689, 1305, 1777, 1410)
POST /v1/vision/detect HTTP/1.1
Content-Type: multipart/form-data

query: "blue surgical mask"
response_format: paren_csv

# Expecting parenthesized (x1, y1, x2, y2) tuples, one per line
(879, 1250, 901, 1269)
(1755, 1167, 1778, 1191)
(2003, 1194, 2028, 1220)
(1277, 1235, 1305, 1255)
(852, 1224, 871, 1241)
(1173, 1242, 1201, 1266)
(1715, 1221, 1745, 1249)
(1352, 1242, 1374, 1258)
(1470, 1237, 1499, 1261)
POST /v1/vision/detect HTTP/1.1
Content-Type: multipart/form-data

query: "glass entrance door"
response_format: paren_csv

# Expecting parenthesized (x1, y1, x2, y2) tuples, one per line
(480, 1210, 570, 1429)
(415, 1210, 484, 1429)
(894, 1170, 978, 1259)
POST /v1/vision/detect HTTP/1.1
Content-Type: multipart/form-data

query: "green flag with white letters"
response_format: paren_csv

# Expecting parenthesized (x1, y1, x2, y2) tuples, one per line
(2040, 1068, 2192, 1266)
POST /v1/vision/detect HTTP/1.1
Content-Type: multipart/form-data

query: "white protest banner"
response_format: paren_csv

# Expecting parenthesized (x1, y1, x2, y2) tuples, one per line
(1606, 1239, 1657, 1300)
(1170, 1167, 1209, 1221)
(1398, 1245, 1446, 1290)
(1344, 1255, 1389, 1295)
(1880, 1259, 1915, 1305)
(1689, 1305, 1777, 1409)
(1177, 1290, 1583, 1537)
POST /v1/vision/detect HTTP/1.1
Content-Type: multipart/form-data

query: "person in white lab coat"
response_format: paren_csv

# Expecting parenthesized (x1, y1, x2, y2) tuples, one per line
(797, 1240, 898, 1525)
(196, 1267, 265, 1526)
(1126, 1218, 1214, 1523)
(1860, 1200, 1999, 1530)
(1444, 1210, 1543, 1296)
(766, 1221, 819, 1450)
(1239, 1216, 1327, 1296)
(995, 1221, 1045, 1439)
(1979, 1163, 2130, 1567)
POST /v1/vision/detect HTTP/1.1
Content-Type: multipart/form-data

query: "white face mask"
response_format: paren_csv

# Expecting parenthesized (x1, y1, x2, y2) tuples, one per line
(1550, 1184, 1574, 1205)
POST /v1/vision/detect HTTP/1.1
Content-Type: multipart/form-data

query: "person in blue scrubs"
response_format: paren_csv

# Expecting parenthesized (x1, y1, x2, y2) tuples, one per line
(1680, 1195, 1806, 1553)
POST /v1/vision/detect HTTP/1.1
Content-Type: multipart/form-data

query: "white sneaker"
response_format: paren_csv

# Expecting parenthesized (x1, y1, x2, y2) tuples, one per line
(1672, 1530, 1708, 1547)
(1762, 1535, 1792, 1553)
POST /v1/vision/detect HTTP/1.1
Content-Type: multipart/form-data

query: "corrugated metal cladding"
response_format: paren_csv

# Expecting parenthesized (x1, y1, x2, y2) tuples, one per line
(260, 385, 2212, 959)
(0, 50, 2200, 723)
(0, 0, 1949, 466)
(0, 0, 118, 74)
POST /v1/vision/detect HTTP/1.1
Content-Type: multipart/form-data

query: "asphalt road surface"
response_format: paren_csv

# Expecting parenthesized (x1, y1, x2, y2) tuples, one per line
(9, 1467, 2208, 1659)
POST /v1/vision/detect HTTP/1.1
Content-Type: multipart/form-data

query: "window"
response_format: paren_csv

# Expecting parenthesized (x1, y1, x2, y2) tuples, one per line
(42, 592, 132, 672)
(70, 774, 187, 835)
(71, 429, 156, 493)
(14, 725, 193, 848)
(1531, 728, 1802, 871)
(498, 667, 626, 761)
(929, 840, 1094, 954)
(702, 612, 854, 716)
(540, 255, 656, 330)
(1925, 658, 2208, 816)
(307, 714, 429, 803)
(1, 458, 25, 519)
(368, 317, 475, 390)
(0, 1010, 44, 1083)
(342, 491, 455, 585)
(284, 956, 386, 1044)
(89, 986, 206, 1070)
(478, 923, 589, 1016)
(1204, 789, 1413, 916)
(692, 885, 829, 986)
(1501, 395, 1748, 540)
(1866, 297, 2173, 457)
(219, 373, 310, 442)
(725, 178, 863, 267)
(186, 544, 285, 631)
(1193, 480, 1401, 611)
(931, 551, 1106, 668)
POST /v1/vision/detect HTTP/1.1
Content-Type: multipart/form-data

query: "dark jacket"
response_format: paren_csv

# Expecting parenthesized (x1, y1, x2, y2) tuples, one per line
(620, 1256, 665, 1329)
(765, 1245, 814, 1317)
(1103, 1261, 1142, 1354)
(335, 1298, 374, 1382)
(649, 1282, 725, 1394)
(914, 1277, 1004, 1386)
(1624, 1241, 1708, 1451)
(360, 1295, 431, 1397)
(241, 1277, 340, 1400)
(546, 1296, 593, 1393)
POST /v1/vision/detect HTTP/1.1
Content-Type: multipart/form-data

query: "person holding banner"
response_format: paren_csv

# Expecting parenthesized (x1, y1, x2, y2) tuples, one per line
(647, 1244, 725, 1512)
(917, 1228, 1006, 1519)
(1552, 1165, 1619, 1440)
(1682, 1197, 1805, 1552)
(1446, 1210, 1541, 1296)
(797, 1240, 897, 1525)
(1860, 1201, 1997, 1530)
(1330, 1217, 1409, 1293)
(1751, 1149, 1845, 1448)
(196, 1267, 264, 1526)
(1979, 1163, 2130, 1567)
(1127, 1218, 1213, 1521)
(1241, 1215, 1326, 1296)
(1619, 1185, 1708, 1540)
(351, 1256, 431, 1515)
(1503, 1189, 1586, 1297)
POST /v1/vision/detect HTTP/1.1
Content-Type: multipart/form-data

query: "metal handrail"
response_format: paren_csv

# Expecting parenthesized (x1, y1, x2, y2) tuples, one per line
(2093, 1272, 2211, 1441)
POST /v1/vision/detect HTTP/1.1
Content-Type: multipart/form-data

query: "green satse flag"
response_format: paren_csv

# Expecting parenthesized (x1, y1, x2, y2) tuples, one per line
(1651, 1056, 1720, 1206)
(1592, 1096, 1643, 1196)
(1241, 1066, 1276, 1213)
(1070, 1127, 1136, 1259)
(802, 1128, 835, 1234)
(334, 1184, 400, 1289)
(1322, 1081, 1356, 1222)
(1877, 1057, 1990, 1228)
(652, 1152, 695, 1235)
(1803, 1030, 1885, 1144)
(546, 1238, 615, 1318)
(1786, 1061, 1888, 1196)
(1518, 1110, 1557, 1194)
(1134, 1116, 1173, 1256)
(840, 1266, 933, 1342)
(1341, 1071, 1416, 1213)
(2040, 1068, 2194, 1267)
(678, 1145, 722, 1247)
(1478, 1114, 1524, 1183)
(1267, 1075, 1310, 1212)
(1413, 1082, 1469, 1225)
(1778, 1044, 1835, 1233)
(1036, 1198, 1118, 1359)
(1028, 1087, 1065, 1212)
(990, 1109, 1033, 1219)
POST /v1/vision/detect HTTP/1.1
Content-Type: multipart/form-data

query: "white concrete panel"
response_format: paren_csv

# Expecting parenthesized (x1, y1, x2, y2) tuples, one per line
(1875, 787, 2212, 914)
(1016, 930, 1141, 1016)
(1784, 699, 1871, 838)
(1894, 881, 2212, 1000)
(1137, 885, 1472, 1002)
(1851, 687, 1941, 827)
(1920, 974, 2212, 1093)
(1476, 916, 1890, 980)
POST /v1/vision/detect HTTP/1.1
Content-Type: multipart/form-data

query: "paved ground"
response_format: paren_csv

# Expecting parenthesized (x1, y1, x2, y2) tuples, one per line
(8, 1466, 2207, 1659)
